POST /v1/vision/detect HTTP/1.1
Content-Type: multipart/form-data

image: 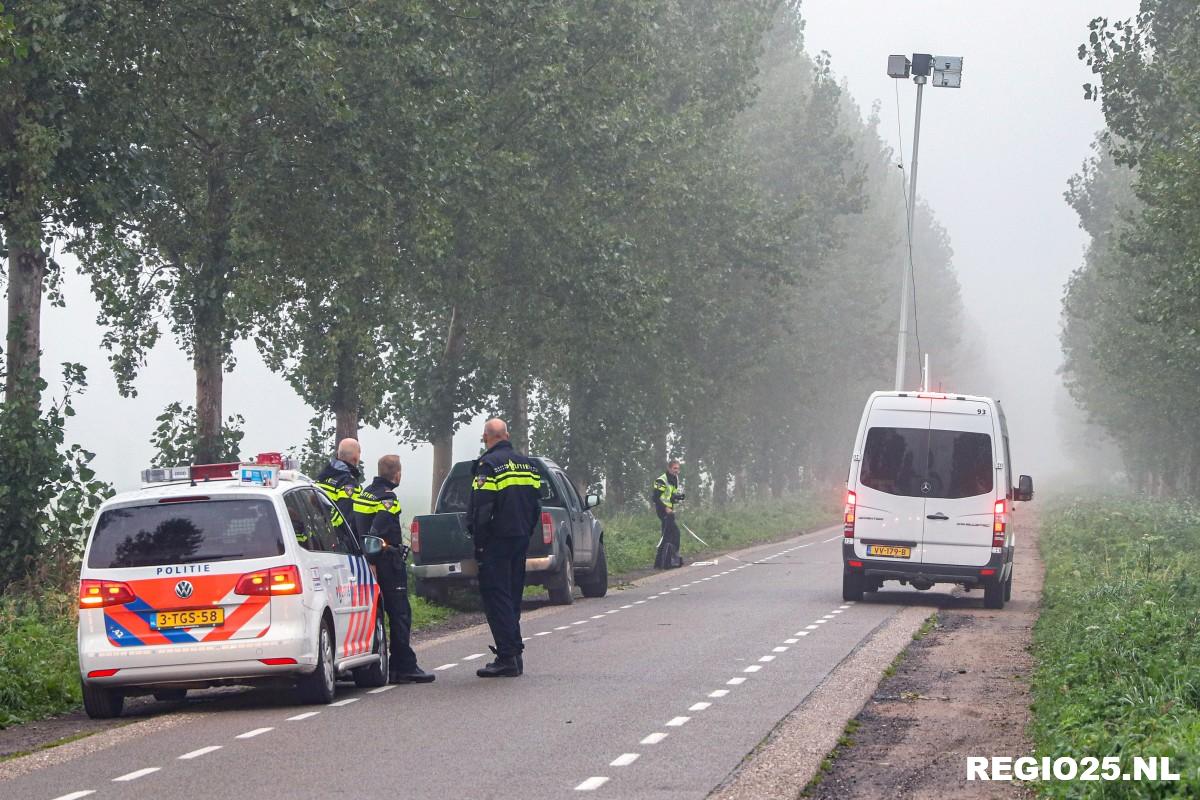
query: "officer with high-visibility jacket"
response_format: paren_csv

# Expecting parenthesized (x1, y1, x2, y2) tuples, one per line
(468, 418, 542, 678)
(315, 438, 365, 534)
(653, 459, 685, 569)
(355, 454, 434, 685)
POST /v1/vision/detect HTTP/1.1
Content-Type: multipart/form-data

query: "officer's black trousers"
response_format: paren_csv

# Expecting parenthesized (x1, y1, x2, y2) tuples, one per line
(655, 513, 681, 569)
(377, 563, 418, 674)
(477, 535, 530, 659)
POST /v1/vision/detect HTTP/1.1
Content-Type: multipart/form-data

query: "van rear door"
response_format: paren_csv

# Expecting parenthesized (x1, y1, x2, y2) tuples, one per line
(920, 401, 997, 567)
(853, 397, 931, 563)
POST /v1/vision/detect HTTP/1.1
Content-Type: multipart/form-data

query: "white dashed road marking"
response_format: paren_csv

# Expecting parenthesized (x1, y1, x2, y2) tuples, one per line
(774, 646, 790, 652)
(331, 697, 361, 706)
(743, 665, 762, 673)
(434, 663, 458, 671)
(179, 745, 222, 760)
(463, 653, 485, 660)
(709, 689, 730, 698)
(641, 732, 669, 745)
(288, 711, 321, 720)
(785, 638, 799, 643)
(727, 677, 747, 685)
(236, 727, 274, 739)
(689, 702, 711, 711)
(113, 767, 160, 782)
(666, 716, 690, 727)
(51, 792, 96, 800)
(758, 655, 775, 662)
(368, 685, 396, 694)
(611, 753, 640, 766)
(575, 777, 610, 791)
(536, 631, 552, 636)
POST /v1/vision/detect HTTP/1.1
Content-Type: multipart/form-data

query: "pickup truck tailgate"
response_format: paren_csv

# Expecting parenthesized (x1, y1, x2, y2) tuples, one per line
(414, 512, 474, 564)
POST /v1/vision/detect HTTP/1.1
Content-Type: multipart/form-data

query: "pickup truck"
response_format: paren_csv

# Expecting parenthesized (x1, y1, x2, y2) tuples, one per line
(411, 457, 607, 605)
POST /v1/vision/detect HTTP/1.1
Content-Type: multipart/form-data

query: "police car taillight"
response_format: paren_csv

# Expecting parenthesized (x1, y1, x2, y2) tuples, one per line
(410, 519, 420, 554)
(541, 512, 553, 545)
(235, 565, 302, 596)
(79, 579, 135, 609)
(844, 491, 856, 538)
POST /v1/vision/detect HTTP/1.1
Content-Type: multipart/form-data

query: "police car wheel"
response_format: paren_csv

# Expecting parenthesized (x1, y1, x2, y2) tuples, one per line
(298, 619, 337, 704)
(81, 679, 124, 719)
(353, 614, 389, 688)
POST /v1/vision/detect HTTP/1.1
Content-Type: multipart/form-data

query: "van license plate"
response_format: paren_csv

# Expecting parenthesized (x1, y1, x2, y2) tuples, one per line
(867, 545, 911, 558)
(155, 609, 224, 629)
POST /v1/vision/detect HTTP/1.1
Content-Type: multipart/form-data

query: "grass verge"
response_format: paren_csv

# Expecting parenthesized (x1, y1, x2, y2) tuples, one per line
(1032, 494, 1200, 798)
(0, 592, 80, 728)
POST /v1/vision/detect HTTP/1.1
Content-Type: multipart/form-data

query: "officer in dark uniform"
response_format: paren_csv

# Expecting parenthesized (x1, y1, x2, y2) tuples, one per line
(314, 438, 365, 533)
(469, 418, 542, 678)
(356, 454, 434, 684)
(653, 459, 685, 569)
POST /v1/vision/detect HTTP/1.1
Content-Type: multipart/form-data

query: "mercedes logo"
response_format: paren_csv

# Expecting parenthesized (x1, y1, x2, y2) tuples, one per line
(920, 481, 933, 495)
(174, 580, 194, 599)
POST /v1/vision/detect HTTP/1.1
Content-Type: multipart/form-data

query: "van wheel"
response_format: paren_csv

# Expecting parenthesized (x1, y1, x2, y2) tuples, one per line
(81, 680, 124, 719)
(298, 618, 337, 704)
(842, 571, 864, 602)
(547, 546, 576, 605)
(1003, 566, 1013, 602)
(353, 612, 389, 688)
(152, 688, 187, 703)
(984, 579, 1006, 610)
(578, 541, 608, 599)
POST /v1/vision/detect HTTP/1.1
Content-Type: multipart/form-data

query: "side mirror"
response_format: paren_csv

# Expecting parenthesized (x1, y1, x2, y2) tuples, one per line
(361, 535, 385, 556)
(1015, 475, 1034, 502)
(585, 494, 601, 510)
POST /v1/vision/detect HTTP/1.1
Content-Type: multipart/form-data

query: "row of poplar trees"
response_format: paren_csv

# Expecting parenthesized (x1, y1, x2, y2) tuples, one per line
(1063, 0, 1200, 496)
(0, 1, 966, 588)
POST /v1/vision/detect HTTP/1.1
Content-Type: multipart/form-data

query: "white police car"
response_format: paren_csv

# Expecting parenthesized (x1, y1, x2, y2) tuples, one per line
(77, 453, 387, 718)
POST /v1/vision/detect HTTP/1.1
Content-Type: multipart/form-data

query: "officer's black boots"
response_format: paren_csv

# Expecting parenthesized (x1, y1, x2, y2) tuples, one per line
(476, 646, 522, 678)
(390, 667, 436, 684)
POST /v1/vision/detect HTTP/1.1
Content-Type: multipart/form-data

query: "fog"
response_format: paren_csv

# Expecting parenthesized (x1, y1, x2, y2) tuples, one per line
(2, 2, 1135, 502)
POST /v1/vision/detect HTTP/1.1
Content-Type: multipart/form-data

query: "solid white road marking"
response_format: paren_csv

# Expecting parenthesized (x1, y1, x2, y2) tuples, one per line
(689, 702, 711, 711)
(709, 689, 730, 698)
(113, 767, 160, 782)
(743, 665, 762, 673)
(368, 685, 396, 694)
(288, 711, 321, 720)
(641, 732, 669, 744)
(611, 753, 641, 766)
(179, 745, 222, 760)
(773, 646, 789, 652)
(235, 727, 274, 739)
(575, 777, 610, 791)
(434, 664, 458, 671)
(758, 656, 775, 662)
(52, 791, 96, 800)
(666, 716, 690, 726)
(727, 677, 747, 685)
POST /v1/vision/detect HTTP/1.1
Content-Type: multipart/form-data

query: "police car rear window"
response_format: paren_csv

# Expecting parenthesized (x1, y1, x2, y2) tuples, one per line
(87, 499, 285, 569)
(860, 427, 993, 499)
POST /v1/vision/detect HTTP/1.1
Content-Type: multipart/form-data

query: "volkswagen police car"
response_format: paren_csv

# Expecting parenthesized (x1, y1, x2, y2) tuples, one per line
(77, 453, 387, 718)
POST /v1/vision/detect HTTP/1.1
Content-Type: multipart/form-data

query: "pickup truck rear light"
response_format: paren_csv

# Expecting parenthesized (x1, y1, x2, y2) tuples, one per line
(992, 499, 1007, 546)
(235, 565, 302, 596)
(541, 512, 553, 545)
(87, 669, 120, 678)
(410, 519, 420, 554)
(843, 491, 856, 537)
(79, 579, 135, 609)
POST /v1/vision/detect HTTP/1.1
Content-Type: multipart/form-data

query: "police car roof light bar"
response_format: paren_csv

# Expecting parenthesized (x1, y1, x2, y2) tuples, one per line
(140, 466, 191, 484)
(190, 462, 241, 482)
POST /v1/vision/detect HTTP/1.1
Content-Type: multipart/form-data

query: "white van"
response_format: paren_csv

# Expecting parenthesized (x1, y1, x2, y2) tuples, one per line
(841, 391, 1033, 608)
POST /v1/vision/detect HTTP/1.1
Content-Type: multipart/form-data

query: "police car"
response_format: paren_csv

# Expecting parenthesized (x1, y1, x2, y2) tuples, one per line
(77, 453, 387, 718)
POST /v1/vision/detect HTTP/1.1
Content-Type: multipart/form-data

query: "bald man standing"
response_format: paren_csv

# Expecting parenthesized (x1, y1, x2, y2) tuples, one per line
(469, 418, 542, 677)
(314, 438, 365, 533)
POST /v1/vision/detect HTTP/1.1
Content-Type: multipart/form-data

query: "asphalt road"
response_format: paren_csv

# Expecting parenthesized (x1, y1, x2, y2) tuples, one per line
(2, 525, 920, 800)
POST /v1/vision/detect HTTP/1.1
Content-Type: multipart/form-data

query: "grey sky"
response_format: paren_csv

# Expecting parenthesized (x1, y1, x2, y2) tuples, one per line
(803, 0, 1137, 479)
(4, 2, 1134, 499)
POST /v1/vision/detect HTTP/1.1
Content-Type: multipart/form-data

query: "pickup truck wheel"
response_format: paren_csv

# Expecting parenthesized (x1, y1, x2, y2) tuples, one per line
(547, 547, 576, 605)
(578, 541, 608, 598)
(81, 680, 124, 719)
(842, 570, 864, 602)
(983, 578, 1006, 610)
(353, 612, 389, 688)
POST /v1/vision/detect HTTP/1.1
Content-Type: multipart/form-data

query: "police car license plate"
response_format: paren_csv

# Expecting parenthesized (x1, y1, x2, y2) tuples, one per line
(155, 608, 224, 629)
(867, 544, 911, 558)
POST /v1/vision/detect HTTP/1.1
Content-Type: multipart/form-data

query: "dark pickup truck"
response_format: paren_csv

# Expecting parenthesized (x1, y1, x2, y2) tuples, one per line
(411, 457, 607, 605)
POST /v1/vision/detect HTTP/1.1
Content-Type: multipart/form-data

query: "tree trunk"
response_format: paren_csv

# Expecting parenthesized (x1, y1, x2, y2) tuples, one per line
(712, 459, 729, 508)
(332, 336, 360, 442)
(195, 159, 232, 463)
(430, 305, 468, 508)
(508, 376, 529, 453)
(4, 241, 46, 403)
(606, 457, 626, 509)
(194, 335, 224, 463)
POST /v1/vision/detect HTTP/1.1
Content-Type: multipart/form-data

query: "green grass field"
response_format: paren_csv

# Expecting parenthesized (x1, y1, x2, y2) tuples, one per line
(1033, 495, 1200, 798)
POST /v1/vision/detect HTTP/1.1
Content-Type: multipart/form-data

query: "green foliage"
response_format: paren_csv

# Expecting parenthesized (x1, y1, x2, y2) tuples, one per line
(1032, 495, 1200, 798)
(148, 401, 244, 467)
(0, 592, 79, 728)
(0, 362, 112, 594)
(288, 412, 335, 478)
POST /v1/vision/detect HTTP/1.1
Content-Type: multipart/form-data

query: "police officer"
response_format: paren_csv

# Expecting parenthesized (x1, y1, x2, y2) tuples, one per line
(356, 455, 434, 684)
(469, 418, 542, 678)
(314, 438, 365, 533)
(653, 459, 685, 569)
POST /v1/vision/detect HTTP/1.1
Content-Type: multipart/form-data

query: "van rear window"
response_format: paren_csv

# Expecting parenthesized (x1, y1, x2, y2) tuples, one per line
(87, 499, 285, 569)
(860, 427, 993, 499)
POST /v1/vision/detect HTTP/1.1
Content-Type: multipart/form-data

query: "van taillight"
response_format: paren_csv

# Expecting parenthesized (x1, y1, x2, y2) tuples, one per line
(542, 512, 554, 545)
(992, 499, 1007, 546)
(235, 565, 302, 596)
(844, 491, 856, 538)
(79, 579, 135, 609)
(410, 519, 420, 554)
